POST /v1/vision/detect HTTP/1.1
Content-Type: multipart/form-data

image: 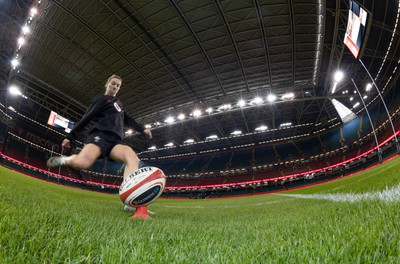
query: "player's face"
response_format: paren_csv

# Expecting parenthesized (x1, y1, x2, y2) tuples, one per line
(105, 78, 121, 97)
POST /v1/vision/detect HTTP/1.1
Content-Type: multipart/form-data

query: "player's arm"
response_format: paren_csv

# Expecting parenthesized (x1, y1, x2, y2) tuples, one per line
(124, 112, 152, 139)
(64, 96, 104, 147)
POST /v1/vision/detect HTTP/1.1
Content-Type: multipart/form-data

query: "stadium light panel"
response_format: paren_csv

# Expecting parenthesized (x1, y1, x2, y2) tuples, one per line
(184, 139, 195, 144)
(192, 109, 202, 118)
(18, 37, 25, 46)
(237, 99, 246, 108)
(148, 146, 157, 150)
(363, 95, 368, 99)
(267, 94, 277, 102)
(22, 25, 30, 34)
(231, 130, 242, 135)
(206, 135, 218, 140)
(255, 125, 268, 131)
(218, 104, 231, 111)
(164, 142, 174, 147)
(250, 97, 263, 105)
(11, 59, 19, 68)
(165, 116, 174, 124)
(334, 71, 344, 82)
(177, 113, 185, 120)
(206, 107, 213, 114)
(282, 93, 294, 100)
(366, 83, 372, 91)
(9, 85, 22, 96)
(30, 7, 38, 16)
(280, 122, 292, 127)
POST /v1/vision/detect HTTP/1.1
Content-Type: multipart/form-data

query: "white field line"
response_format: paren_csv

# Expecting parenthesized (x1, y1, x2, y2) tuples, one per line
(277, 184, 400, 203)
(153, 198, 296, 209)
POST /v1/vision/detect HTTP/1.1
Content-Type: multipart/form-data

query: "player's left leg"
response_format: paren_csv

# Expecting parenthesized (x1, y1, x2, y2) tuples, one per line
(109, 144, 149, 219)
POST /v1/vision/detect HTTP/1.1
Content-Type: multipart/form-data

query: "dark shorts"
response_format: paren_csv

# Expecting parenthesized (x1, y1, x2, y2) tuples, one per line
(85, 130, 125, 158)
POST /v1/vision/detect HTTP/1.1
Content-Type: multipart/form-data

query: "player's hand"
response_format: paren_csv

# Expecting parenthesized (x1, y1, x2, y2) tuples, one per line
(143, 128, 152, 139)
(62, 138, 71, 149)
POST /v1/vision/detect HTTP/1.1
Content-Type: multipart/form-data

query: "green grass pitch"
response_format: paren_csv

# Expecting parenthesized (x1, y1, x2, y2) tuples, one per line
(1, 157, 400, 263)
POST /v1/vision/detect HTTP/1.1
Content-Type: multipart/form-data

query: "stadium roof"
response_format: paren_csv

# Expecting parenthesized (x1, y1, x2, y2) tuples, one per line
(1, 0, 400, 155)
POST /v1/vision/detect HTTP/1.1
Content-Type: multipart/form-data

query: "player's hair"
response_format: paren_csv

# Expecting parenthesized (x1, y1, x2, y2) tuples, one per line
(105, 74, 122, 88)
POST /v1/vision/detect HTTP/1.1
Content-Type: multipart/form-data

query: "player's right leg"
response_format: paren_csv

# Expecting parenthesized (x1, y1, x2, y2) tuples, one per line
(47, 143, 101, 170)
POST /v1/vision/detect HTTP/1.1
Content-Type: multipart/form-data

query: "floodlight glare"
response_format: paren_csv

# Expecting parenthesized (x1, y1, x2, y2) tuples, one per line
(231, 130, 242, 135)
(125, 129, 133, 135)
(255, 125, 268, 131)
(237, 99, 246, 107)
(267, 94, 277, 102)
(192, 109, 202, 117)
(177, 113, 185, 120)
(18, 37, 25, 46)
(250, 97, 263, 105)
(30, 7, 38, 16)
(282, 93, 294, 100)
(145, 124, 151, 129)
(164, 142, 174, 147)
(206, 135, 218, 140)
(165, 116, 174, 124)
(218, 104, 231, 111)
(366, 83, 372, 92)
(184, 139, 195, 144)
(148, 146, 157, 150)
(22, 25, 30, 34)
(11, 59, 19, 68)
(9, 85, 22, 96)
(353, 102, 360, 108)
(334, 71, 344, 82)
(206, 107, 213, 114)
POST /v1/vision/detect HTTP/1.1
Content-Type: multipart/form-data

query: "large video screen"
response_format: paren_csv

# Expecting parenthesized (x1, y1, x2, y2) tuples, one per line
(344, 0, 371, 59)
(47, 111, 74, 133)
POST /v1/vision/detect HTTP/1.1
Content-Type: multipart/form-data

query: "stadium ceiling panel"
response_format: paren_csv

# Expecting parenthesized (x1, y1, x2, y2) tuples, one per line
(1, 0, 400, 153)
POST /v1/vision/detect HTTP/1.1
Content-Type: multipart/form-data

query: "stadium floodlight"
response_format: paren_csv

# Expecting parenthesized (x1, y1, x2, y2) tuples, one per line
(144, 124, 151, 129)
(267, 94, 277, 102)
(353, 102, 360, 108)
(192, 109, 202, 118)
(183, 139, 195, 144)
(148, 146, 157, 150)
(9, 85, 22, 96)
(165, 116, 174, 124)
(177, 113, 185, 120)
(237, 99, 246, 108)
(205, 135, 218, 140)
(255, 125, 268, 131)
(218, 104, 231, 111)
(350, 97, 354, 101)
(11, 58, 19, 68)
(334, 71, 344, 82)
(250, 97, 263, 105)
(231, 130, 242, 136)
(8, 106, 16, 112)
(18, 37, 25, 46)
(366, 83, 372, 92)
(22, 25, 30, 34)
(30, 7, 38, 16)
(363, 95, 368, 100)
(164, 142, 174, 147)
(280, 122, 292, 127)
(206, 107, 213, 114)
(282, 92, 294, 100)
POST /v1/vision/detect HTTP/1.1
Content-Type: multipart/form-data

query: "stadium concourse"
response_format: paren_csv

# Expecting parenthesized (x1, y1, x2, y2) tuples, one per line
(1, 0, 400, 198)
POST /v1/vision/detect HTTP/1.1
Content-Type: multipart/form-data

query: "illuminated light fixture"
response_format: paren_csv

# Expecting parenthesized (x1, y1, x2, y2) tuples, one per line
(366, 83, 372, 92)
(144, 124, 151, 129)
(331, 99, 356, 123)
(192, 109, 202, 118)
(125, 129, 133, 135)
(353, 90, 357, 94)
(164, 142, 174, 147)
(280, 122, 292, 127)
(218, 104, 231, 111)
(155, 122, 161, 126)
(255, 125, 268, 131)
(282, 92, 294, 100)
(237, 99, 246, 107)
(206, 107, 213, 114)
(30, 7, 38, 16)
(353, 102, 360, 108)
(22, 25, 30, 34)
(11, 58, 19, 68)
(363, 95, 368, 100)
(350, 97, 354, 101)
(205, 135, 218, 140)
(165, 116, 174, 124)
(250, 97, 263, 105)
(177, 113, 185, 120)
(8, 106, 16, 112)
(18, 37, 25, 46)
(148, 146, 157, 150)
(267, 94, 277, 102)
(9, 85, 22, 96)
(331, 82, 338, 94)
(184, 139, 195, 144)
(334, 71, 344, 82)
(231, 130, 242, 136)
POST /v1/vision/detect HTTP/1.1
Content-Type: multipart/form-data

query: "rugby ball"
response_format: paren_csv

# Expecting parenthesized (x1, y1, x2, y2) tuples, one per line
(119, 166, 166, 207)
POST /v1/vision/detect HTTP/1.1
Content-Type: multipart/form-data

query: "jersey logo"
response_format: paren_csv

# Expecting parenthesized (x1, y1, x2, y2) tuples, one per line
(114, 102, 122, 112)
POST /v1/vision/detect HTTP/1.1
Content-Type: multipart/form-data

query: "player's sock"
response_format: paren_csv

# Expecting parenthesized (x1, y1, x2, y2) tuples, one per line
(46, 156, 71, 167)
